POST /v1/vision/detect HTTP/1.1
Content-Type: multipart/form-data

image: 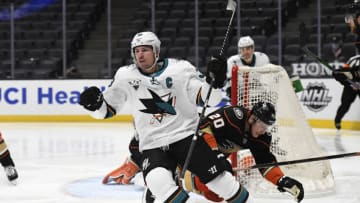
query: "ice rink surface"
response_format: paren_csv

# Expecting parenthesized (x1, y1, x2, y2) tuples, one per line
(0, 122, 359, 203)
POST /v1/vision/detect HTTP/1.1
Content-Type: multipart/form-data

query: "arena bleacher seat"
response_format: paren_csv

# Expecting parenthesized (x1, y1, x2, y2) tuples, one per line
(0, 0, 104, 79)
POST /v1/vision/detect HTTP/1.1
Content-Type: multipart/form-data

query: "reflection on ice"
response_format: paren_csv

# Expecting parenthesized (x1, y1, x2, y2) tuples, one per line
(0, 123, 359, 203)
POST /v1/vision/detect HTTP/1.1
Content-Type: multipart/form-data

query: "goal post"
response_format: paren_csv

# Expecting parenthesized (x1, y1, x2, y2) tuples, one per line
(231, 64, 335, 197)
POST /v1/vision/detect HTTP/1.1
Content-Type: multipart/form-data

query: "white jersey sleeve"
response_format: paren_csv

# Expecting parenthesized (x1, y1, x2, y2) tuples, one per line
(224, 52, 270, 96)
(90, 58, 222, 151)
(226, 52, 270, 78)
(253, 51, 270, 65)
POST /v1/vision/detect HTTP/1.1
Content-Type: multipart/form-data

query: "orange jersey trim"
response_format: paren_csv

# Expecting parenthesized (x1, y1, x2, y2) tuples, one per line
(263, 166, 284, 185)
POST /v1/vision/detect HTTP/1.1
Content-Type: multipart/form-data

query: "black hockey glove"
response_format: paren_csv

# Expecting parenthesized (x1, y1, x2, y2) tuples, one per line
(277, 176, 304, 202)
(79, 86, 104, 111)
(206, 55, 227, 89)
(332, 70, 348, 84)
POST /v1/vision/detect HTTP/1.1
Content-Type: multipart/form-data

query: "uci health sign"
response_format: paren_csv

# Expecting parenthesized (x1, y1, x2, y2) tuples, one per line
(0, 80, 110, 115)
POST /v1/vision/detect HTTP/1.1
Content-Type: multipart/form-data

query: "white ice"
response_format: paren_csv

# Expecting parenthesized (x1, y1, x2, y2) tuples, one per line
(0, 122, 359, 203)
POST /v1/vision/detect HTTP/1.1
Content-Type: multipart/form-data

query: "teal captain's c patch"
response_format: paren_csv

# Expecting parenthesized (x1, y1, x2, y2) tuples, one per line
(166, 77, 173, 88)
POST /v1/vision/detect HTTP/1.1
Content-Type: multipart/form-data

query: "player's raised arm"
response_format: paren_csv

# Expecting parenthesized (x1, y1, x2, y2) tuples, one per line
(79, 86, 117, 119)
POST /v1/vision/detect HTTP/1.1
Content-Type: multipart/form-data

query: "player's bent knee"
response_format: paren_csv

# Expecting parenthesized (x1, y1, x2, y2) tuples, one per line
(145, 167, 181, 202)
(206, 171, 250, 202)
(226, 185, 249, 203)
(164, 188, 189, 203)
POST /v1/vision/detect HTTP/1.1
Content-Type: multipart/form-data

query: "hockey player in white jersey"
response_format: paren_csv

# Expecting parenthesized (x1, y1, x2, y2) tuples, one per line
(227, 36, 270, 69)
(79, 31, 253, 202)
(225, 36, 270, 97)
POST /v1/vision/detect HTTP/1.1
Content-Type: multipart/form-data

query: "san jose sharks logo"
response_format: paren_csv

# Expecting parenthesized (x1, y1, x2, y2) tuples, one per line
(140, 89, 176, 123)
(128, 79, 141, 90)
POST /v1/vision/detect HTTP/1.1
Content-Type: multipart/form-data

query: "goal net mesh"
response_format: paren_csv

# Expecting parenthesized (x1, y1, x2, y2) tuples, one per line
(230, 64, 335, 198)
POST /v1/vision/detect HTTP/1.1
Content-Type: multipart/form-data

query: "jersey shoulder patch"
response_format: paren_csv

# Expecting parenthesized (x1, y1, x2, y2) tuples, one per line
(231, 106, 244, 120)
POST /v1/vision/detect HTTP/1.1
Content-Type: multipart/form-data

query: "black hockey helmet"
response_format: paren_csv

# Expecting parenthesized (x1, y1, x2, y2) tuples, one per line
(251, 102, 276, 125)
(345, 0, 360, 22)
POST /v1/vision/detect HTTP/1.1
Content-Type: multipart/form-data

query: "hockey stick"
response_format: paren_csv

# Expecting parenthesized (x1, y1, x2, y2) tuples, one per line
(234, 152, 360, 170)
(301, 46, 334, 70)
(302, 46, 360, 89)
(180, 0, 237, 180)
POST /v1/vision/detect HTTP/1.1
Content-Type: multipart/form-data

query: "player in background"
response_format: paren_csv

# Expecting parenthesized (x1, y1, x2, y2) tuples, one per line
(333, 55, 360, 132)
(79, 31, 254, 202)
(345, 0, 360, 53)
(333, 1, 360, 132)
(0, 132, 18, 184)
(103, 102, 304, 203)
(225, 36, 270, 97)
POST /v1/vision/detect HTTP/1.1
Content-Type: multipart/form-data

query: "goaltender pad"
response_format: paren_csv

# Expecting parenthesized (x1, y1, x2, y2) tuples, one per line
(230, 64, 335, 197)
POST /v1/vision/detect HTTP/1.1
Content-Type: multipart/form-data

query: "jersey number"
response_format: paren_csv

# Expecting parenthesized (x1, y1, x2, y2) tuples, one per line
(208, 113, 225, 128)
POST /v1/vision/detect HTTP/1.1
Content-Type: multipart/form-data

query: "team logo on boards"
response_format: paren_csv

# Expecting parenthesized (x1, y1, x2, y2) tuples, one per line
(300, 82, 332, 112)
(139, 89, 176, 123)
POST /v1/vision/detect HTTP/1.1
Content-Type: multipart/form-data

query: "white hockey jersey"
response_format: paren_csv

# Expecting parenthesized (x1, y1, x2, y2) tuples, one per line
(226, 51, 270, 79)
(223, 52, 270, 97)
(89, 58, 221, 151)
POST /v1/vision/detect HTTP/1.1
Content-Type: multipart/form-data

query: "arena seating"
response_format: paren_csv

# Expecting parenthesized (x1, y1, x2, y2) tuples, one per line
(2, 0, 358, 78)
(108, 0, 298, 74)
(0, 0, 105, 79)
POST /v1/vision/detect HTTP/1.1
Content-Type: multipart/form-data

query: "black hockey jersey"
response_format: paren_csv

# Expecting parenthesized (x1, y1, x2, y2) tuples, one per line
(199, 105, 277, 166)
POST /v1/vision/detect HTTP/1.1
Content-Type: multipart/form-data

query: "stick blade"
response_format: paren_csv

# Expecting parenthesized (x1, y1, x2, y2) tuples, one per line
(226, 0, 237, 11)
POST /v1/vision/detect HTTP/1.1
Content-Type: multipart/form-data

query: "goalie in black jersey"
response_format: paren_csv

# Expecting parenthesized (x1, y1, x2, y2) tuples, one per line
(103, 102, 304, 203)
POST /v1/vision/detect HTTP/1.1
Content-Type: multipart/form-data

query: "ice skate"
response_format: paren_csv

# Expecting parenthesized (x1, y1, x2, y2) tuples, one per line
(4, 165, 18, 185)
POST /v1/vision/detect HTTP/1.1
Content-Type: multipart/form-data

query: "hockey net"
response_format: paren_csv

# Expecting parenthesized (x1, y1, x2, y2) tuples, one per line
(231, 64, 335, 198)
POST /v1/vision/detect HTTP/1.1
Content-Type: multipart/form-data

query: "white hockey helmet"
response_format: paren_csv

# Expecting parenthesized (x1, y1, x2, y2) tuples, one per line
(131, 31, 161, 63)
(238, 36, 255, 48)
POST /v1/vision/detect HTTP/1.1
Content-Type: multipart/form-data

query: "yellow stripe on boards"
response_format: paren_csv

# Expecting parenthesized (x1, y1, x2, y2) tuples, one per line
(0, 116, 359, 131)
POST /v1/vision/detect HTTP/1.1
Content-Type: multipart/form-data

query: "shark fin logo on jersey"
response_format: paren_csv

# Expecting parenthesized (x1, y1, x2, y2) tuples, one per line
(140, 89, 176, 123)
(128, 79, 141, 90)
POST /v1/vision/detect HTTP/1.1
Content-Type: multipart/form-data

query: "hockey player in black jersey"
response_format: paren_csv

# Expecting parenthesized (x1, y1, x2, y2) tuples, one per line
(333, 55, 360, 131)
(335, 0, 360, 131)
(103, 102, 304, 203)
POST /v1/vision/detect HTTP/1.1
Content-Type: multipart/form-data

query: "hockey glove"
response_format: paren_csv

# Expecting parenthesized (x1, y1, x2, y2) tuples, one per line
(183, 171, 223, 202)
(206, 55, 227, 89)
(277, 176, 304, 202)
(79, 86, 103, 111)
(102, 157, 140, 185)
